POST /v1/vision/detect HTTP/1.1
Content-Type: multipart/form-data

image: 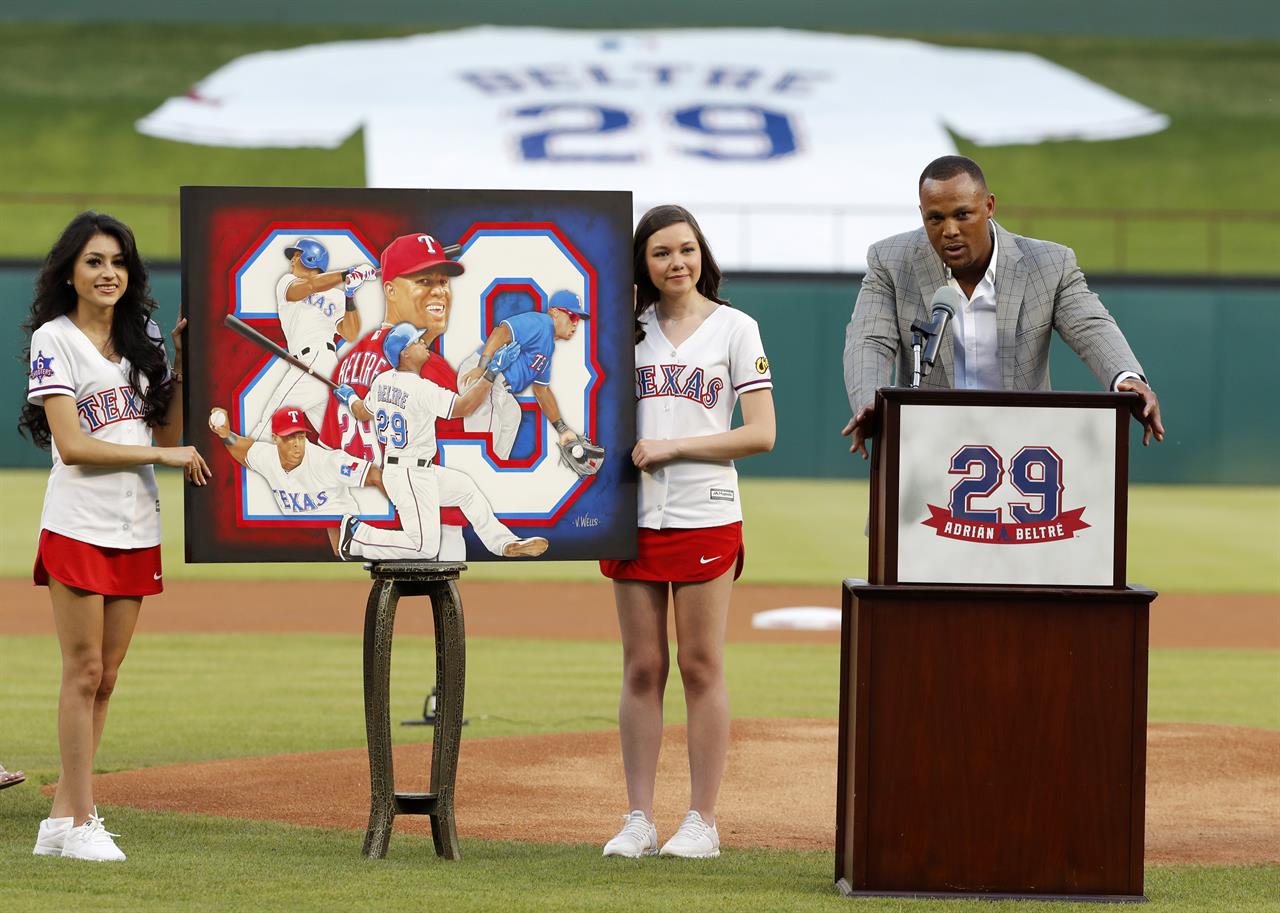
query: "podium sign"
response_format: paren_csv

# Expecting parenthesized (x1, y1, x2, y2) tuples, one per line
(870, 390, 1129, 588)
(841, 388, 1152, 902)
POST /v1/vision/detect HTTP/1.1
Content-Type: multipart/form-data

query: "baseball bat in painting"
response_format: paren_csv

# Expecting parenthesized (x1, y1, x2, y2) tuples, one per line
(223, 314, 339, 390)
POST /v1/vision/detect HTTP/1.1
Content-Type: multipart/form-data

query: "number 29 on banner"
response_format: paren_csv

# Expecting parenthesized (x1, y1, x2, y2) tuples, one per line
(513, 103, 798, 162)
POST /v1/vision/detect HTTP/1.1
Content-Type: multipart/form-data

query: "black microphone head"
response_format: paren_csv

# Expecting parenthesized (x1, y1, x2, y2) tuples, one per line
(929, 286, 965, 316)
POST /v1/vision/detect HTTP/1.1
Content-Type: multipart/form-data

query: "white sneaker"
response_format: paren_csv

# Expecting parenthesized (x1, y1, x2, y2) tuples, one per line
(60, 811, 126, 862)
(602, 810, 659, 858)
(33, 816, 73, 856)
(659, 810, 720, 858)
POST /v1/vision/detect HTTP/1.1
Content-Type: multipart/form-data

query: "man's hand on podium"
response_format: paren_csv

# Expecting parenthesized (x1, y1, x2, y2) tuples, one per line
(842, 401, 877, 460)
(1117, 378, 1165, 446)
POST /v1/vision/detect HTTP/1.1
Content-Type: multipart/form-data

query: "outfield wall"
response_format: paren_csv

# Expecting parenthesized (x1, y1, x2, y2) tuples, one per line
(3, 0, 1275, 38)
(4, 265, 1276, 483)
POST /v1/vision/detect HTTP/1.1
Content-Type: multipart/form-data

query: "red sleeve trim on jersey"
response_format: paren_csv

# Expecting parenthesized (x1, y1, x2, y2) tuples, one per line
(734, 378, 773, 392)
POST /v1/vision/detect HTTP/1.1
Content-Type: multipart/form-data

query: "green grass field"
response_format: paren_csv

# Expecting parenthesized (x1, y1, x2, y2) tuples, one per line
(2, 473, 1274, 909)
(0, 26, 1277, 272)
(5, 471, 1277, 591)
(2, 635, 1275, 769)
(1, 796, 1273, 913)
(1, 628, 1276, 912)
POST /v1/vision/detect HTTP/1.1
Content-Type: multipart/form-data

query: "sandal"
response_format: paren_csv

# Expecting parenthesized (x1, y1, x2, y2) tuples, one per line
(0, 764, 25, 790)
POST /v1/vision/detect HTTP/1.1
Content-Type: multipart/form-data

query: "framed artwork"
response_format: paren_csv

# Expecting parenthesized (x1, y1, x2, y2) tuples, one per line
(181, 186, 636, 563)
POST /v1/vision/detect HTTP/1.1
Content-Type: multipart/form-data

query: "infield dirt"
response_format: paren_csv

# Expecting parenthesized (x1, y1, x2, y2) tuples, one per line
(2, 579, 1277, 647)
(6, 579, 1278, 864)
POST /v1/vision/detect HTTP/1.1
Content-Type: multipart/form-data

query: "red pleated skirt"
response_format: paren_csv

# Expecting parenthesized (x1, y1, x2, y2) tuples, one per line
(600, 522, 744, 583)
(34, 529, 164, 598)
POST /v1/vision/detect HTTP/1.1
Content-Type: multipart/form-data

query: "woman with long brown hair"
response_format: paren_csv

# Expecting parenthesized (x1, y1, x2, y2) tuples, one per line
(599, 205, 775, 858)
(21, 212, 210, 861)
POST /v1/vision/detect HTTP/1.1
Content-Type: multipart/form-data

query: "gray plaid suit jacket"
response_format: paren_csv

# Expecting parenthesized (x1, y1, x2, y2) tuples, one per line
(843, 222, 1144, 413)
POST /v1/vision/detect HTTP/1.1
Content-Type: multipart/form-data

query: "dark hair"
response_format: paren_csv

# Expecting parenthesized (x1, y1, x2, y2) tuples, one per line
(919, 155, 988, 191)
(632, 204, 728, 343)
(19, 211, 172, 449)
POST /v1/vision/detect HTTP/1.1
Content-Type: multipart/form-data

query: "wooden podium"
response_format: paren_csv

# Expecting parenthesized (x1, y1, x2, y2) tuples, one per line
(836, 389, 1155, 902)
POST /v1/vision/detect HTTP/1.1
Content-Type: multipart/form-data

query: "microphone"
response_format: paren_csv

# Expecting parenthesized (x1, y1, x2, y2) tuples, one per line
(920, 286, 964, 377)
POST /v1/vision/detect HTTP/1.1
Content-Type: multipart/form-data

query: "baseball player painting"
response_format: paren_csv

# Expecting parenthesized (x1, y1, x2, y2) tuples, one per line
(208, 405, 383, 557)
(332, 323, 549, 561)
(19, 212, 211, 862)
(319, 232, 470, 558)
(250, 237, 368, 437)
(457, 289, 590, 460)
(599, 205, 775, 860)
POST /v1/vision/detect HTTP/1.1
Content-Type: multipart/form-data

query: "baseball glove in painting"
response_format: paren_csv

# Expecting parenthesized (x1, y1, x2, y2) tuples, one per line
(557, 435, 605, 477)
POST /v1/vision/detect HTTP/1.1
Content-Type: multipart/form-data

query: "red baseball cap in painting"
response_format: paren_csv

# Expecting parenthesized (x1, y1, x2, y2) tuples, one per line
(380, 233, 464, 283)
(271, 406, 316, 440)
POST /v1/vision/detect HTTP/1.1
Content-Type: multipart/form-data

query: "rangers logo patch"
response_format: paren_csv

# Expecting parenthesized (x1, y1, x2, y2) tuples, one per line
(29, 350, 55, 382)
(922, 444, 1089, 545)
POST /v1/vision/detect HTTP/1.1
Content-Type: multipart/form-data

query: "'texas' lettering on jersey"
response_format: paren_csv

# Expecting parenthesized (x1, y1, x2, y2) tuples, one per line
(273, 489, 330, 512)
(636, 364, 723, 409)
(78, 385, 144, 432)
(303, 292, 338, 319)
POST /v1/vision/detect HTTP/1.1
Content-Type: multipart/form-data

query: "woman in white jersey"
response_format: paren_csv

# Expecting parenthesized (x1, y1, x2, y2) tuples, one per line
(19, 213, 211, 862)
(599, 205, 775, 859)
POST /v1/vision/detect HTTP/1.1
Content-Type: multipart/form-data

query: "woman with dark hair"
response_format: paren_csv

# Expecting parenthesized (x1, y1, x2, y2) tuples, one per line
(600, 204, 775, 859)
(21, 212, 210, 861)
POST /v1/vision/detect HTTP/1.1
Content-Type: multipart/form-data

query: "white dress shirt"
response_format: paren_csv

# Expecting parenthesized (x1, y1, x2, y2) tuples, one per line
(947, 229, 1139, 391)
(947, 230, 1002, 390)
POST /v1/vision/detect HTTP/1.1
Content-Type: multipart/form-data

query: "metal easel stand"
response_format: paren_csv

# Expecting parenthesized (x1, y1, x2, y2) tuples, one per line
(361, 560, 467, 861)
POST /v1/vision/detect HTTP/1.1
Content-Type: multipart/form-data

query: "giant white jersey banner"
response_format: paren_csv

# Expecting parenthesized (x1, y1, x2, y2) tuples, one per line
(138, 27, 1167, 272)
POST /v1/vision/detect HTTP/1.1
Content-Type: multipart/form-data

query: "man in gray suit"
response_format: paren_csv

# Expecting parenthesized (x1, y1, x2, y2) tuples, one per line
(842, 155, 1163, 457)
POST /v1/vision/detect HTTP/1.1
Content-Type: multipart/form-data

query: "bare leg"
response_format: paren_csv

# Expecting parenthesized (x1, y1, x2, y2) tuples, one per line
(48, 580, 105, 825)
(91, 596, 142, 756)
(672, 566, 734, 825)
(613, 579, 670, 819)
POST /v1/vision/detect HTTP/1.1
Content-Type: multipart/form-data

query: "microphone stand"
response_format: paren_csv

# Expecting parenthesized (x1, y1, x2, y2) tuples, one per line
(911, 271, 959, 388)
(910, 328, 924, 388)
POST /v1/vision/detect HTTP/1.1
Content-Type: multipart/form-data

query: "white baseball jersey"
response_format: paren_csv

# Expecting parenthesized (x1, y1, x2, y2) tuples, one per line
(361, 369, 457, 465)
(244, 439, 370, 516)
(634, 305, 772, 529)
(276, 273, 345, 356)
(137, 29, 1169, 271)
(26, 314, 168, 549)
